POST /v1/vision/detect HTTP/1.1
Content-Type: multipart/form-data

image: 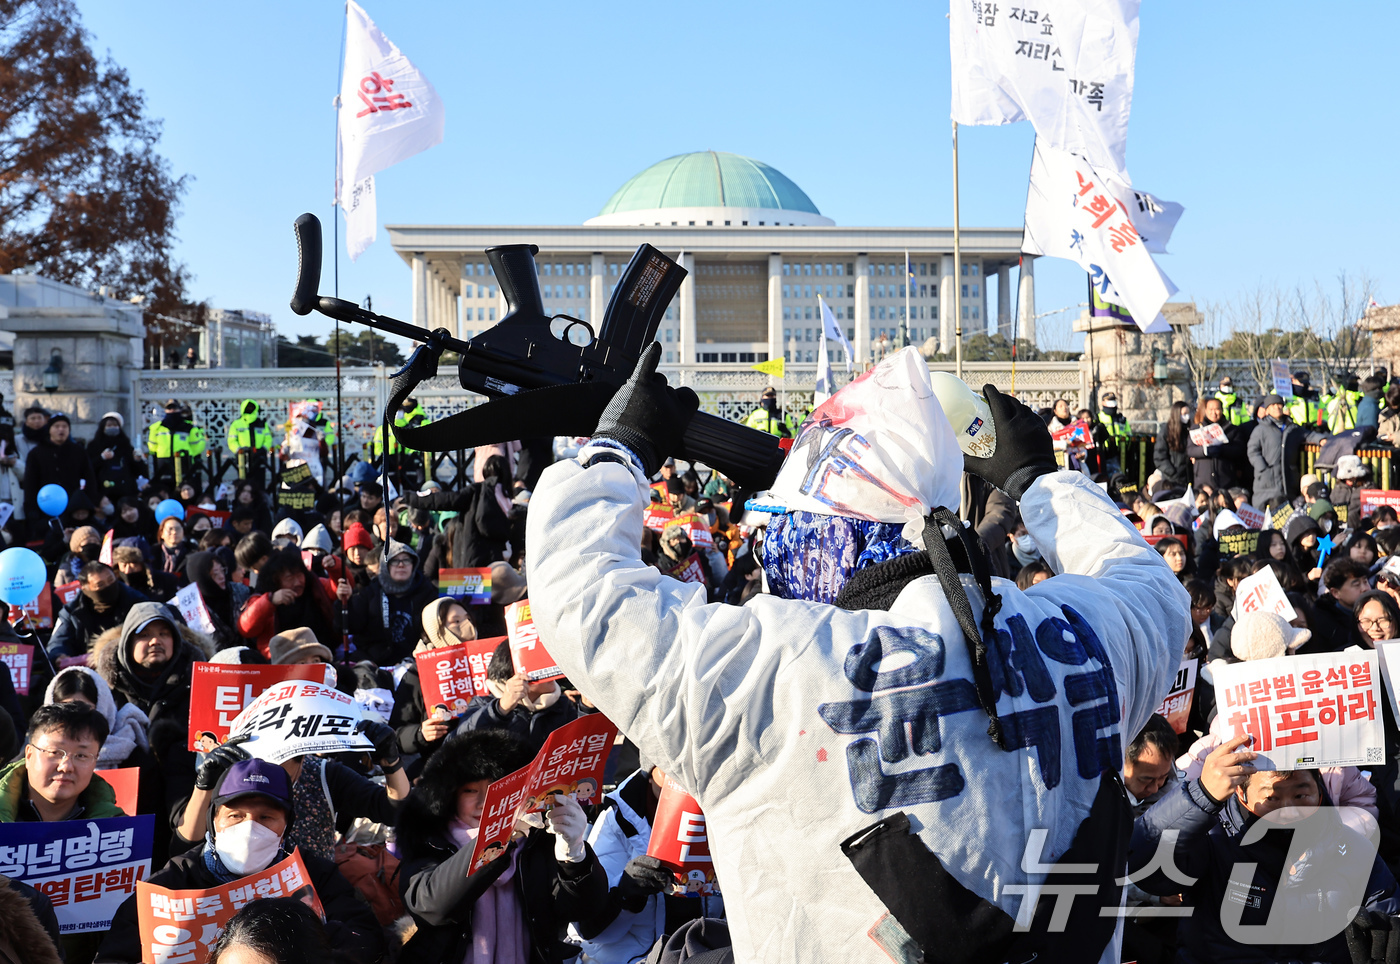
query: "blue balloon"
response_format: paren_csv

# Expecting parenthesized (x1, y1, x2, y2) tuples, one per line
(155, 499, 185, 524)
(36, 484, 67, 517)
(0, 547, 46, 607)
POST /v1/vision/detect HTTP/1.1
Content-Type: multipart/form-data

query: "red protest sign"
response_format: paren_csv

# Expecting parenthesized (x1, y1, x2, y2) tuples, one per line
(667, 513, 714, 549)
(187, 662, 334, 752)
(11, 582, 56, 631)
(1154, 658, 1198, 735)
(185, 506, 231, 527)
(95, 767, 140, 816)
(660, 553, 706, 585)
(505, 601, 563, 683)
(467, 714, 616, 874)
(646, 775, 720, 895)
(0, 642, 34, 694)
(1361, 489, 1400, 519)
(415, 636, 505, 717)
(643, 505, 675, 532)
(1143, 533, 1184, 548)
(137, 849, 324, 964)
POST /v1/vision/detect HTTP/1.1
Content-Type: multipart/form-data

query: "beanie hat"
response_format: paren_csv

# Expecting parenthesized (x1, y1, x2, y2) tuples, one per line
(1308, 499, 1335, 521)
(1231, 610, 1311, 661)
(100, 411, 124, 429)
(342, 523, 372, 551)
(69, 526, 101, 553)
(268, 627, 333, 665)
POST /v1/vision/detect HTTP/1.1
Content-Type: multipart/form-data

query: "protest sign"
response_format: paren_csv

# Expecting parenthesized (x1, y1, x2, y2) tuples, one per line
(228, 680, 373, 764)
(1232, 565, 1297, 623)
(95, 767, 140, 816)
(1, 814, 154, 935)
(277, 490, 315, 510)
(1143, 533, 1183, 549)
(1214, 651, 1383, 769)
(1154, 658, 1198, 735)
(188, 662, 336, 752)
(0, 641, 34, 694)
(1361, 490, 1400, 520)
(281, 462, 313, 486)
(415, 636, 506, 717)
(12, 581, 56, 631)
(643, 504, 675, 532)
(1187, 423, 1229, 448)
(666, 513, 714, 550)
(173, 582, 217, 636)
(56, 581, 79, 607)
(436, 567, 492, 604)
(505, 601, 563, 683)
(1268, 504, 1296, 532)
(1271, 359, 1294, 398)
(467, 714, 617, 873)
(1218, 530, 1261, 558)
(98, 529, 114, 565)
(1236, 503, 1267, 530)
(1050, 420, 1094, 449)
(646, 775, 720, 895)
(660, 553, 707, 585)
(136, 849, 323, 964)
(185, 506, 230, 528)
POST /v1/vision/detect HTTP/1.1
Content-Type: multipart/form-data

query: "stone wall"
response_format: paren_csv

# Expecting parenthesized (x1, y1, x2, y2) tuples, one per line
(1076, 302, 1203, 433)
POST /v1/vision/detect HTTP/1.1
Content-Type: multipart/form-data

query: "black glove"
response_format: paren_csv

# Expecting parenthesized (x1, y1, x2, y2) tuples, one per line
(356, 718, 402, 772)
(616, 855, 675, 912)
(962, 383, 1059, 501)
(593, 343, 700, 478)
(194, 734, 251, 791)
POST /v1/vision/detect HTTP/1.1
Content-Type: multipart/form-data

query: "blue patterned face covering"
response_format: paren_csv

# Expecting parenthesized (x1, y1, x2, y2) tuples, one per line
(761, 510, 915, 604)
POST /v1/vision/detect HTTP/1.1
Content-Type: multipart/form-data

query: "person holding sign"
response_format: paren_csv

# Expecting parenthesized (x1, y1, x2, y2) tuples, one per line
(457, 642, 578, 756)
(95, 758, 385, 964)
(395, 730, 608, 964)
(393, 597, 479, 773)
(1185, 397, 1244, 494)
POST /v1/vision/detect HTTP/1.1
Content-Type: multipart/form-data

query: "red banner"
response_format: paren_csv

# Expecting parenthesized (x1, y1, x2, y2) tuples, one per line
(505, 601, 563, 683)
(643, 505, 675, 532)
(1361, 489, 1400, 519)
(415, 636, 505, 717)
(0, 642, 34, 694)
(136, 849, 323, 964)
(185, 506, 231, 527)
(667, 513, 714, 549)
(467, 714, 616, 873)
(187, 662, 334, 752)
(95, 767, 140, 816)
(1154, 658, 1198, 735)
(646, 774, 720, 895)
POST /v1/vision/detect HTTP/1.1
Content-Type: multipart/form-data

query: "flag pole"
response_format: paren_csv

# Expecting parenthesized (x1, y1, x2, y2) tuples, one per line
(331, 4, 348, 495)
(952, 120, 963, 379)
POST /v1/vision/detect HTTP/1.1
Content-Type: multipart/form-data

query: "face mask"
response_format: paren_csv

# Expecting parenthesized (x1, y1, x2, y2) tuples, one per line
(79, 543, 101, 562)
(762, 397, 776, 413)
(1014, 534, 1038, 555)
(672, 539, 693, 558)
(215, 819, 283, 876)
(103, 425, 119, 437)
(1220, 385, 1233, 394)
(1180, 411, 1191, 424)
(1102, 401, 1117, 411)
(83, 582, 123, 606)
(1321, 520, 1333, 534)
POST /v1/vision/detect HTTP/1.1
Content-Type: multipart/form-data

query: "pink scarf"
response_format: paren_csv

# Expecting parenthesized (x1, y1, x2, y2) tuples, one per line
(448, 821, 529, 964)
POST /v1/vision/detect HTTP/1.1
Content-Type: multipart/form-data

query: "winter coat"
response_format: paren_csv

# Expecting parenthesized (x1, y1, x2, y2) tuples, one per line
(86, 431, 142, 500)
(455, 685, 579, 757)
(1128, 777, 1399, 964)
(21, 438, 94, 521)
(1334, 479, 1364, 529)
(0, 876, 62, 964)
(96, 847, 384, 964)
(527, 452, 1190, 964)
(1153, 433, 1191, 490)
(1247, 415, 1321, 509)
(407, 484, 512, 567)
(236, 576, 340, 659)
(0, 758, 124, 821)
(396, 792, 609, 964)
(346, 572, 438, 667)
(47, 582, 151, 659)
(1184, 418, 1244, 493)
(1359, 390, 1382, 430)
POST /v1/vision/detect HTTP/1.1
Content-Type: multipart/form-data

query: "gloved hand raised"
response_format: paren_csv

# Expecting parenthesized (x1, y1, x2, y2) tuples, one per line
(961, 383, 1059, 500)
(545, 793, 588, 864)
(593, 343, 700, 478)
(617, 854, 676, 911)
(194, 734, 251, 791)
(355, 718, 402, 773)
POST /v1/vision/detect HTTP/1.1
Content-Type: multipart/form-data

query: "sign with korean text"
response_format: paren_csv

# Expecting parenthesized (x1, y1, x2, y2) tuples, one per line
(13, 581, 55, 630)
(643, 504, 675, 533)
(436, 567, 492, 605)
(1236, 503, 1267, 530)
(0, 642, 34, 694)
(277, 489, 315, 510)
(1269, 504, 1296, 532)
(136, 849, 323, 964)
(1231, 565, 1297, 623)
(666, 513, 714, 550)
(95, 768, 140, 817)
(174, 582, 216, 636)
(415, 636, 506, 717)
(646, 775, 720, 895)
(1154, 658, 1198, 735)
(188, 662, 335, 752)
(185, 506, 230, 528)
(1051, 420, 1094, 449)
(660, 553, 706, 586)
(467, 714, 616, 873)
(1187, 423, 1228, 449)
(281, 461, 313, 487)
(1271, 359, 1294, 399)
(0, 814, 154, 935)
(228, 680, 373, 764)
(1218, 530, 1261, 558)
(1214, 652, 1383, 770)
(505, 601, 563, 683)
(1360, 490, 1400, 520)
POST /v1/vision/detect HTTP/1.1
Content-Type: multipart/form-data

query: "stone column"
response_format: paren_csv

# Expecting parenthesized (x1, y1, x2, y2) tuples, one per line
(1018, 256, 1037, 346)
(997, 264, 1011, 338)
(767, 254, 784, 363)
(679, 253, 697, 365)
(412, 254, 428, 329)
(459, 266, 471, 338)
(854, 254, 870, 366)
(938, 254, 956, 351)
(590, 253, 605, 325)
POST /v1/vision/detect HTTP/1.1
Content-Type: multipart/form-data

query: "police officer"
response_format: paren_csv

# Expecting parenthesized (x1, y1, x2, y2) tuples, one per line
(1288, 370, 1321, 428)
(226, 399, 274, 487)
(1213, 376, 1249, 426)
(147, 399, 206, 488)
(1096, 391, 1132, 440)
(1326, 373, 1363, 434)
(743, 387, 798, 438)
(528, 344, 1188, 964)
(370, 396, 429, 490)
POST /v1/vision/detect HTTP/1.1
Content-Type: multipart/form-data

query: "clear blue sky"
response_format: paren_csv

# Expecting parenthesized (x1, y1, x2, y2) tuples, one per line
(76, 1, 1400, 355)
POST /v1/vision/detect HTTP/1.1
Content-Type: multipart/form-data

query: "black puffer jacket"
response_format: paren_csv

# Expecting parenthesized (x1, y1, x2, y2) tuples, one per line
(21, 437, 94, 520)
(1153, 434, 1191, 490)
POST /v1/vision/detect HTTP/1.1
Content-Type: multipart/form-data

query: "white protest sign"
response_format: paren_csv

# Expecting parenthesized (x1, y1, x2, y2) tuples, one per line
(1272, 359, 1294, 399)
(1231, 565, 1297, 623)
(229, 681, 373, 764)
(1154, 657, 1198, 735)
(1214, 651, 1384, 770)
(1236, 503, 1266, 530)
(173, 582, 217, 636)
(1187, 423, 1228, 449)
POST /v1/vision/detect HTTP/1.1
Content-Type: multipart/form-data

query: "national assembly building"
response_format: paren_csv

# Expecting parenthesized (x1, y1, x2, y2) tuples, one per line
(388, 151, 1034, 370)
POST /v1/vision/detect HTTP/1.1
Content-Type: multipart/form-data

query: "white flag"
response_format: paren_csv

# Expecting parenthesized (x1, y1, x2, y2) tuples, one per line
(818, 296, 854, 371)
(814, 322, 835, 406)
(343, 175, 376, 263)
(950, 0, 1140, 176)
(337, 1, 444, 209)
(1025, 143, 1183, 255)
(1020, 140, 1176, 333)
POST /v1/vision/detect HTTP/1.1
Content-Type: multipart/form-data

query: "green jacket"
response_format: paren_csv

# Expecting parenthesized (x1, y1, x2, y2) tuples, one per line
(1097, 410, 1132, 440)
(1214, 390, 1250, 426)
(1286, 394, 1320, 427)
(227, 399, 274, 453)
(371, 403, 428, 457)
(743, 406, 798, 438)
(0, 758, 124, 822)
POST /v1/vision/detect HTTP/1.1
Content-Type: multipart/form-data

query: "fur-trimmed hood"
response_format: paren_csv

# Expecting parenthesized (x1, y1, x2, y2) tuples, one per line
(0, 875, 62, 964)
(90, 601, 214, 711)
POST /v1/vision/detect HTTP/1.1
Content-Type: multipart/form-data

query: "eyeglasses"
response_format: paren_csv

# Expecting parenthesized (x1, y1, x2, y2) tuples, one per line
(1359, 617, 1395, 632)
(28, 744, 97, 767)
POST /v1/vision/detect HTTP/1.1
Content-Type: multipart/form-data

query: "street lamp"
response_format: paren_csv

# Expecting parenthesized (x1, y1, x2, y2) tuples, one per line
(1152, 347, 1170, 382)
(42, 348, 63, 394)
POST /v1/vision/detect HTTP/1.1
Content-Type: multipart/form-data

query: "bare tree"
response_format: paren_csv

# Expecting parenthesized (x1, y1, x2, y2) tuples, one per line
(1172, 303, 1221, 404)
(1297, 270, 1378, 391)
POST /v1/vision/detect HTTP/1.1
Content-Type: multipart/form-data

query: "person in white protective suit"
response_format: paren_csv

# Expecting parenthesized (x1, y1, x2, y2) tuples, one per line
(527, 345, 1191, 964)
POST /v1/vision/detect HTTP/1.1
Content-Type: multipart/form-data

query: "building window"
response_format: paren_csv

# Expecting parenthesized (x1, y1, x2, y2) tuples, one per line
(932, 306, 938, 319)
(836, 264, 845, 277)
(610, 263, 618, 276)
(700, 352, 718, 362)
(803, 307, 812, 320)
(962, 284, 969, 297)
(783, 284, 790, 298)
(706, 220, 713, 226)
(876, 264, 885, 276)
(741, 221, 748, 226)
(801, 284, 810, 299)
(783, 307, 792, 321)
(724, 221, 730, 226)
(878, 306, 886, 320)
(784, 327, 792, 340)
(961, 264, 968, 276)
(804, 328, 812, 342)
(665, 350, 673, 363)
(972, 307, 980, 319)
(972, 285, 980, 297)
(489, 308, 496, 321)
(739, 352, 755, 363)
(972, 264, 979, 276)
(784, 351, 791, 361)
(899, 284, 906, 298)
(783, 264, 791, 276)
(665, 329, 672, 342)
(846, 327, 854, 340)
(847, 284, 855, 298)
(961, 306, 969, 320)
(869, 307, 875, 320)
(721, 352, 736, 362)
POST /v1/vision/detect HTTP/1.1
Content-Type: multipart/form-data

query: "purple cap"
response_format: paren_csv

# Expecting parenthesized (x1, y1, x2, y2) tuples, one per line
(214, 758, 293, 814)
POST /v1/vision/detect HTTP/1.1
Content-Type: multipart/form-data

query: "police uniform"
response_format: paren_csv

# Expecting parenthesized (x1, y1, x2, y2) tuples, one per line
(370, 400, 428, 487)
(1213, 389, 1249, 426)
(227, 399, 274, 484)
(147, 411, 207, 486)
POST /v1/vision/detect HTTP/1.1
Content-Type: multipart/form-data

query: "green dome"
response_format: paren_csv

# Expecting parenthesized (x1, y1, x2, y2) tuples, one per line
(598, 151, 822, 217)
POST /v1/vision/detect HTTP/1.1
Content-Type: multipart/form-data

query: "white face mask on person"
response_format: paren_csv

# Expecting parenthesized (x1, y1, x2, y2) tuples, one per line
(215, 820, 283, 875)
(1180, 410, 1191, 424)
